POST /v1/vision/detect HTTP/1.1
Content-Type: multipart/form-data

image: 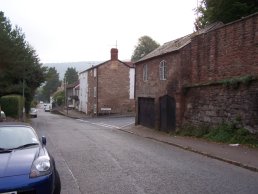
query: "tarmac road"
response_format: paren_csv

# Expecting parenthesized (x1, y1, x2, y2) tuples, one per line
(31, 109, 258, 194)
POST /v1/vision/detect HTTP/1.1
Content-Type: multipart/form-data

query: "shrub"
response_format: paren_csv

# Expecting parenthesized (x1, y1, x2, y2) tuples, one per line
(0, 95, 24, 118)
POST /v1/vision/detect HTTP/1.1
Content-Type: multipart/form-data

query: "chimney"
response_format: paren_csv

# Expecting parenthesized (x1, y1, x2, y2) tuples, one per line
(111, 48, 118, 60)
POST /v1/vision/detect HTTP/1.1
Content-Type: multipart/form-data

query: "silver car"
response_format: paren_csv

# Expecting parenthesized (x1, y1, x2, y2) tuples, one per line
(29, 108, 38, 118)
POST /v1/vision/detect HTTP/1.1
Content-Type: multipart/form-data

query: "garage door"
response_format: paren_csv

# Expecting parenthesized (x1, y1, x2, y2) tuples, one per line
(159, 95, 176, 132)
(138, 97, 155, 128)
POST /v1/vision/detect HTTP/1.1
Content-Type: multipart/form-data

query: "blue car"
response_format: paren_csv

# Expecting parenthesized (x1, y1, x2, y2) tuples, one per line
(0, 123, 61, 194)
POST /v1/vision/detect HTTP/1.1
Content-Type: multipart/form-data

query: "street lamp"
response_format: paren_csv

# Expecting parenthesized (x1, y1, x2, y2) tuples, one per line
(64, 77, 68, 115)
(22, 78, 25, 121)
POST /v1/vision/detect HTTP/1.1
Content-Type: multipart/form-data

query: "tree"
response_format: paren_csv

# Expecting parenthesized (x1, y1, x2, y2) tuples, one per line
(0, 11, 46, 112)
(53, 90, 64, 106)
(131, 36, 160, 62)
(64, 67, 78, 84)
(42, 67, 60, 102)
(195, 0, 258, 30)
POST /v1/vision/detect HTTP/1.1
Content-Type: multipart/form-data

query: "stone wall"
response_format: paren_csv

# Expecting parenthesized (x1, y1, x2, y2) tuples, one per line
(184, 81, 258, 132)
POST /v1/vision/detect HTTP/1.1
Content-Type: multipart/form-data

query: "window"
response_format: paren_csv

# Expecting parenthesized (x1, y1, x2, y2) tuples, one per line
(94, 87, 97, 97)
(159, 60, 167, 80)
(143, 64, 148, 81)
(93, 68, 97, 77)
(93, 104, 97, 114)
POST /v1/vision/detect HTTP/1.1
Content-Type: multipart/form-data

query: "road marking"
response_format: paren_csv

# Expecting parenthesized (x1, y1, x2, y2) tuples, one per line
(120, 122, 135, 129)
(77, 119, 120, 129)
(77, 119, 89, 123)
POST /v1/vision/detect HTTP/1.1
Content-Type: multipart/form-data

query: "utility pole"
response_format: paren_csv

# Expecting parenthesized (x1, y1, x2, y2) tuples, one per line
(64, 77, 68, 115)
(22, 78, 25, 122)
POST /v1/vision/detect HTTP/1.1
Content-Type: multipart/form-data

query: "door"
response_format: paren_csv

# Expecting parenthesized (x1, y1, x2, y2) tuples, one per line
(138, 97, 155, 128)
(159, 95, 176, 132)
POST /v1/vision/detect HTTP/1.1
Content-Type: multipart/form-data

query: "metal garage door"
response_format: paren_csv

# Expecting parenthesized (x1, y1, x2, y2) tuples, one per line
(138, 97, 155, 128)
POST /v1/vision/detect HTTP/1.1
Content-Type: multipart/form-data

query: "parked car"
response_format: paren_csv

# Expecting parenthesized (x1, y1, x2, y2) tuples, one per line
(44, 105, 50, 112)
(0, 123, 61, 194)
(29, 108, 38, 118)
(0, 110, 6, 122)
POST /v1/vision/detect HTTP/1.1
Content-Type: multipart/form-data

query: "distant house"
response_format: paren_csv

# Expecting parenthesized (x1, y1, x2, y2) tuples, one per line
(79, 48, 135, 115)
(66, 81, 79, 109)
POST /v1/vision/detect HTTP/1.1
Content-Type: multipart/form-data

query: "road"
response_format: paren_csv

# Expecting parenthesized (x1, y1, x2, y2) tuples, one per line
(31, 109, 258, 194)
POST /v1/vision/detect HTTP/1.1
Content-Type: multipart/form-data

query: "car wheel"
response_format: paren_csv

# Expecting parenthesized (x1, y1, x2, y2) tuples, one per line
(54, 170, 61, 194)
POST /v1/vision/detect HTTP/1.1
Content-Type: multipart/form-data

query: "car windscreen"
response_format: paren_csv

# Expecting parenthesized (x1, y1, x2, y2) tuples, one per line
(0, 126, 39, 149)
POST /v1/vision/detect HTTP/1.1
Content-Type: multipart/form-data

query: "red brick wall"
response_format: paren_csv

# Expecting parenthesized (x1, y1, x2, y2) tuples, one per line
(190, 14, 258, 84)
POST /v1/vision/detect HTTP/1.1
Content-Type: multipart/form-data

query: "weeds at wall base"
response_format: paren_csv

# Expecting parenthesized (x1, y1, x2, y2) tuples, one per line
(177, 122, 258, 148)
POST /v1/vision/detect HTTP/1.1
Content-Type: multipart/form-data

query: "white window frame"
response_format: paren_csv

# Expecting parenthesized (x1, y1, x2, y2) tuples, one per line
(93, 68, 97, 77)
(93, 104, 97, 114)
(159, 60, 167, 80)
(93, 87, 97, 98)
(143, 64, 148, 81)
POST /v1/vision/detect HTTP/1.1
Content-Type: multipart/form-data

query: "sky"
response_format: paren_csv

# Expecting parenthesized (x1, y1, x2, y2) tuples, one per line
(0, 0, 198, 63)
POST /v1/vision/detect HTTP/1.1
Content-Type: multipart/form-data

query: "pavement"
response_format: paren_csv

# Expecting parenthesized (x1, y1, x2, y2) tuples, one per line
(54, 108, 258, 173)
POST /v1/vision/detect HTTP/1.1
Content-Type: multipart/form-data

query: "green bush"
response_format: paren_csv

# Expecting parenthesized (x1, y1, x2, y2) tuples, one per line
(0, 95, 24, 118)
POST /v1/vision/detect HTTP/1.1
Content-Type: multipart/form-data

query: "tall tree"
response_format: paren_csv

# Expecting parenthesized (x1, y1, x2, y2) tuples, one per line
(131, 36, 160, 62)
(64, 67, 78, 84)
(0, 11, 46, 112)
(195, 0, 258, 30)
(42, 67, 60, 102)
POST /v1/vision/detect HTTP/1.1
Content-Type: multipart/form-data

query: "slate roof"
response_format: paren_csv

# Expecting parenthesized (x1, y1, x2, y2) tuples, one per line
(79, 60, 134, 74)
(136, 34, 192, 63)
(136, 22, 224, 63)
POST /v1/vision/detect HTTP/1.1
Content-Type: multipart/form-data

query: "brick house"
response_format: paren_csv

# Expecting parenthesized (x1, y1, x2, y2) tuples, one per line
(135, 13, 258, 133)
(79, 48, 135, 115)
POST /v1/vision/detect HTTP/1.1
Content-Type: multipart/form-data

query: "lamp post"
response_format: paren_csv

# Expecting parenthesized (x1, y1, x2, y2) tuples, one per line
(22, 78, 25, 121)
(64, 77, 68, 115)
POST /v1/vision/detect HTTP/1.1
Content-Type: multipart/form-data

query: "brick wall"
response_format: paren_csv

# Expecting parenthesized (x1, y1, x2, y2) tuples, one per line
(190, 14, 258, 84)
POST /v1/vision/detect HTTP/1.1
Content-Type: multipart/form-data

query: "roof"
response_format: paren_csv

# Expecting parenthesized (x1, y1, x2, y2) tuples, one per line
(136, 22, 223, 63)
(66, 80, 79, 89)
(136, 34, 192, 63)
(79, 59, 134, 74)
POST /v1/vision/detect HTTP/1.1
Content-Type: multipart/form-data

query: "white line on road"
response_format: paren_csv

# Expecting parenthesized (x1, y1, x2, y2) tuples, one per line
(77, 119, 120, 129)
(120, 122, 135, 129)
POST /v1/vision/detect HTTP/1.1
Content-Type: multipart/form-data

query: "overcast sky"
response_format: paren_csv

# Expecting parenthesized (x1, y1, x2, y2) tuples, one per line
(0, 0, 198, 63)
